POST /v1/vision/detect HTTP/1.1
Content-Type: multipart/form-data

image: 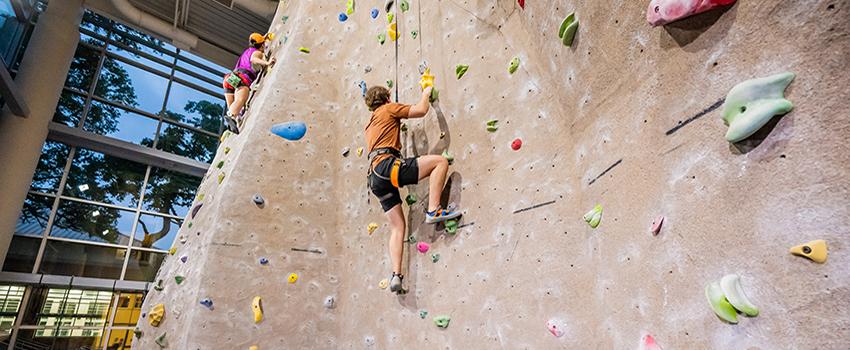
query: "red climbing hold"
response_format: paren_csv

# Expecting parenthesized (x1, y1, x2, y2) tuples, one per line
(517, 0, 525, 9)
(650, 215, 664, 236)
(640, 334, 663, 350)
(511, 138, 522, 151)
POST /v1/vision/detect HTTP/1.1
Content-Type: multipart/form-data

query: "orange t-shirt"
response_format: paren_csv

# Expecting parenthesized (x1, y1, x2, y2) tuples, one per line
(365, 103, 411, 169)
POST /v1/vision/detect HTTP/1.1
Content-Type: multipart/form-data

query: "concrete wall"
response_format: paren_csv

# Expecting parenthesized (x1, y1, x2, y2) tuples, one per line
(137, 0, 850, 348)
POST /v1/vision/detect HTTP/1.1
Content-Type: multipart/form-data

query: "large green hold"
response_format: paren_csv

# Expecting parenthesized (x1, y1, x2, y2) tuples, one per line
(445, 219, 458, 234)
(433, 315, 451, 328)
(705, 281, 738, 323)
(558, 13, 578, 47)
(174, 276, 185, 285)
(456, 64, 469, 79)
(583, 204, 602, 228)
(508, 57, 520, 74)
(722, 72, 795, 143)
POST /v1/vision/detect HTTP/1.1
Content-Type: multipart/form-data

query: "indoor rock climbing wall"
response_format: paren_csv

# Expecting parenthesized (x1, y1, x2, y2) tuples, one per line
(137, 0, 850, 348)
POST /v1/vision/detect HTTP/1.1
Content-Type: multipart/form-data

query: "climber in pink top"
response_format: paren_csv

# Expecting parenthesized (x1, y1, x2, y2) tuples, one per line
(222, 32, 275, 134)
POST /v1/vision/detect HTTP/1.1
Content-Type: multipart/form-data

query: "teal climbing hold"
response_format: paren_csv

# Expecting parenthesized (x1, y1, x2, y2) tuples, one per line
(456, 64, 469, 79)
(559, 13, 579, 47)
(722, 72, 795, 143)
(405, 193, 417, 205)
(400, 0, 410, 12)
(419, 309, 428, 319)
(271, 121, 307, 141)
(508, 57, 520, 74)
(281, 15, 289, 24)
(387, 79, 393, 88)
(155, 333, 167, 348)
(434, 315, 451, 328)
(431, 253, 440, 263)
(408, 235, 417, 244)
(441, 150, 454, 165)
(378, 33, 386, 45)
(411, 30, 418, 39)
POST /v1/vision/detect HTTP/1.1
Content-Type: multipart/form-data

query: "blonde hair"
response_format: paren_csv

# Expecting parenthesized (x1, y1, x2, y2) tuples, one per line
(365, 86, 390, 111)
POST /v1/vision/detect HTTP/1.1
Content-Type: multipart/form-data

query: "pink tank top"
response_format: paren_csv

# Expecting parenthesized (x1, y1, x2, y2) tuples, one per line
(234, 48, 259, 79)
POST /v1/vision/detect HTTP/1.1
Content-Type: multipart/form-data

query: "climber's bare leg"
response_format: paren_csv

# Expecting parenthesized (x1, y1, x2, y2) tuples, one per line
(416, 155, 449, 212)
(386, 204, 405, 275)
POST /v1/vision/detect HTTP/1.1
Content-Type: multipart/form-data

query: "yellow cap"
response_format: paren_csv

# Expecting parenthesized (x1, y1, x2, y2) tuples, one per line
(249, 33, 266, 44)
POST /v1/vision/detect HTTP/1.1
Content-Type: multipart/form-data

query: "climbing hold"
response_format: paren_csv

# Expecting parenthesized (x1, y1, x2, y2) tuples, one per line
(220, 130, 232, 142)
(154, 333, 167, 348)
(371, 8, 379, 19)
(517, 0, 525, 9)
(357, 147, 364, 157)
(342, 147, 351, 157)
(364, 336, 376, 346)
(486, 119, 499, 132)
(346, 0, 355, 15)
(187, 222, 192, 228)
(420, 68, 434, 90)
(200, 298, 214, 309)
(249, 346, 258, 350)
(378, 278, 389, 289)
(411, 30, 418, 39)
(377, 33, 386, 45)
(253, 194, 265, 206)
(558, 13, 579, 47)
(324, 296, 336, 309)
(298, 47, 310, 53)
(384, 0, 394, 12)
(439, 132, 445, 139)
(153, 279, 164, 291)
(339, 13, 348, 22)
(259, 257, 269, 265)
(405, 193, 417, 205)
(252, 296, 263, 323)
(133, 327, 142, 339)
(455, 64, 469, 80)
(433, 315, 451, 328)
(511, 138, 522, 150)
(650, 215, 664, 235)
(178, 235, 186, 244)
(647, 0, 737, 26)
(546, 319, 565, 337)
(508, 57, 520, 74)
(196, 193, 205, 201)
(271, 121, 307, 141)
(180, 255, 188, 263)
(400, 0, 409, 12)
(359, 80, 367, 97)
(388, 22, 398, 41)
(789, 239, 827, 263)
(583, 204, 603, 228)
(149, 304, 165, 327)
(287, 273, 298, 284)
(430, 88, 439, 102)
(223, 147, 231, 154)
(174, 275, 185, 285)
(364, 66, 372, 73)
(281, 15, 289, 23)
(416, 242, 430, 253)
(445, 219, 458, 234)
(217, 173, 225, 184)
(431, 253, 440, 263)
(387, 12, 394, 23)
(407, 235, 417, 244)
(719, 274, 759, 317)
(216, 160, 224, 169)
(168, 247, 177, 255)
(640, 334, 663, 350)
(419, 309, 428, 319)
(441, 150, 454, 165)
(722, 72, 795, 143)
(386, 79, 393, 88)
(705, 281, 737, 323)
(367, 222, 379, 235)
(400, 123, 407, 132)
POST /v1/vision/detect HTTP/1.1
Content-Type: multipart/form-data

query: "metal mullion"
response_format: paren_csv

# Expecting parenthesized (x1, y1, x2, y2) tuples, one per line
(61, 85, 88, 97)
(137, 207, 184, 221)
(87, 92, 219, 137)
(31, 146, 77, 274)
(172, 62, 220, 87)
(130, 246, 168, 254)
(108, 27, 178, 59)
(7, 285, 33, 348)
(153, 50, 180, 149)
(171, 74, 222, 98)
(26, 190, 56, 198)
(121, 166, 153, 280)
(176, 54, 226, 77)
(44, 237, 129, 252)
(160, 117, 219, 138)
(76, 28, 110, 130)
(79, 27, 177, 61)
(102, 38, 176, 72)
(55, 195, 136, 213)
(107, 52, 171, 80)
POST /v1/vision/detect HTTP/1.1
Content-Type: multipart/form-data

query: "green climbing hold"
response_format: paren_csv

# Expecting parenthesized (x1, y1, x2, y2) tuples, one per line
(456, 64, 469, 80)
(153, 279, 164, 291)
(411, 30, 418, 39)
(433, 315, 451, 328)
(429, 88, 439, 103)
(187, 222, 193, 228)
(216, 160, 224, 169)
(558, 12, 579, 47)
(408, 235, 417, 244)
(387, 79, 393, 88)
(400, 123, 407, 132)
(133, 327, 142, 338)
(441, 150, 454, 165)
(378, 33, 386, 45)
(174, 276, 185, 285)
(405, 193, 417, 205)
(705, 281, 738, 323)
(299, 47, 310, 53)
(445, 219, 458, 234)
(720, 274, 759, 317)
(419, 310, 428, 319)
(486, 119, 499, 132)
(508, 57, 520, 74)
(155, 333, 168, 348)
(400, 0, 410, 12)
(722, 72, 795, 143)
(387, 12, 394, 23)
(583, 204, 602, 228)
(281, 15, 289, 23)
(431, 253, 440, 263)
(346, 0, 355, 15)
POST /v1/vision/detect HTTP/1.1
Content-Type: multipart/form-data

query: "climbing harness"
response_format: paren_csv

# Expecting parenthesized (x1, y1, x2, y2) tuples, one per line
(367, 147, 403, 188)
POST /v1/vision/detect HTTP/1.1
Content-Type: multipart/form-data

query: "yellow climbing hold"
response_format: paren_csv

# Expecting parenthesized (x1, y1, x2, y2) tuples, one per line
(790, 239, 828, 263)
(368, 222, 379, 235)
(299, 47, 310, 53)
(357, 147, 364, 157)
(249, 346, 258, 350)
(224, 147, 231, 154)
(346, 0, 355, 15)
(420, 68, 435, 90)
(168, 247, 176, 255)
(220, 130, 233, 142)
(218, 173, 225, 184)
(378, 278, 389, 289)
(149, 304, 165, 327)
(288, 273, 298, 284)
(197, 193, 205, 201)
(252, 296, 263, 323)
(388, 22, 398, 41)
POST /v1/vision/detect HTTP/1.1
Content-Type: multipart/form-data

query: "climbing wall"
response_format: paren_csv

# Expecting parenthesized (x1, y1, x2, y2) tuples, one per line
(137, 0, 850, 348)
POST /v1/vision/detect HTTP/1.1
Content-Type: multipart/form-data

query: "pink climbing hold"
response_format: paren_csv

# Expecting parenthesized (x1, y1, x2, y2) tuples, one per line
(416, 242, 430, 253)
(517, 0, 525, 9)
(640, 334, 663, 350)
(546, 319, 564, 337)
(646, 0, 736, 26)
(650, 215, 664, 236)
(511, 138, 522, 151)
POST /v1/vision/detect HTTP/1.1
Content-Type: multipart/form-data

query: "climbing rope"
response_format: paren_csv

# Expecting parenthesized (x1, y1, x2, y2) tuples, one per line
(393, 0, 400, 102)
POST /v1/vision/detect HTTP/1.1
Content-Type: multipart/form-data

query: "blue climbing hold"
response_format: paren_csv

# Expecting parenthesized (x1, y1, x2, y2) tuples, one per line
(271, 121, 307, 141)
(339, 13, 348, 22)
(371, 8, 379, 19)
(359, 80, 367, 97)
(199, 298, 213, 309)
(259, 257, 269, 265)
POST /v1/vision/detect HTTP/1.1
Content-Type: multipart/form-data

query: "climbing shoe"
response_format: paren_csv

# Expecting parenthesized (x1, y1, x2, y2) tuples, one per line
(223, 114, 240, 134)
(389, 273, 403, 293)
(385, 0, 394, 13)
(425, 207, 462, 224)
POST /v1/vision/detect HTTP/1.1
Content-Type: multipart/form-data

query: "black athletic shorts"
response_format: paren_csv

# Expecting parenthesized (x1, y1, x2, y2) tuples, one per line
(369, 157, 419, 212)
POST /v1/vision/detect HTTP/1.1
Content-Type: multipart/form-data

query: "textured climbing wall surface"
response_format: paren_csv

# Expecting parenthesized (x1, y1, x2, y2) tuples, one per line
(137, 0, 850, 348)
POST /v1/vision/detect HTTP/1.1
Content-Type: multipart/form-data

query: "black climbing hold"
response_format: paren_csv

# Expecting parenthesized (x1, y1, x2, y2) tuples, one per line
(191, 203, 203, 219)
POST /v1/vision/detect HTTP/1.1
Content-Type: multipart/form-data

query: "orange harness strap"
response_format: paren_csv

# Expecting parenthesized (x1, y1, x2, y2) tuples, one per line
(389, 159, 401, 188)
